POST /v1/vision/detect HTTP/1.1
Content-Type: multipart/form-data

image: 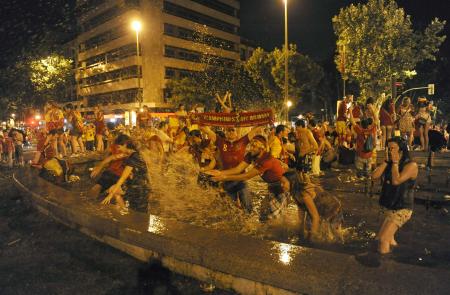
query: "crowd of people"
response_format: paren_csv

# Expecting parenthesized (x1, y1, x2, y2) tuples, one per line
(2, 94, 447, 254)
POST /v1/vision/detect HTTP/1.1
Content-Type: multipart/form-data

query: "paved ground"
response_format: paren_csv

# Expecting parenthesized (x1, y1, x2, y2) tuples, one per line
(2, 149, 450, 294)
(0, 171, 235, 295)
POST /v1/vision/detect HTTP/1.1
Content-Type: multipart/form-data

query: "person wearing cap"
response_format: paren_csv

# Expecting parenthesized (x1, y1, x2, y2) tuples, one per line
(372, 136, 418, 254)
(208, 135, 289, 217)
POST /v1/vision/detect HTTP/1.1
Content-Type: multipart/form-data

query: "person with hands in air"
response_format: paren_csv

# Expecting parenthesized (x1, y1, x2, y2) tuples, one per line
(372, 137, 418, 254)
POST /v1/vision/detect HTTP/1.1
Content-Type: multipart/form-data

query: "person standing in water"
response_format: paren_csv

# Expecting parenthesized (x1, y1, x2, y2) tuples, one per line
(94, 105, 105, 153)
(201, 125, 264, 213)
(372, 137, 418, 254)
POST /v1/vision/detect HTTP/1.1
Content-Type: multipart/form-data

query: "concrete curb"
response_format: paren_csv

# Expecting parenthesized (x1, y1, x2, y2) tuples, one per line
(13, 169, 450, 295)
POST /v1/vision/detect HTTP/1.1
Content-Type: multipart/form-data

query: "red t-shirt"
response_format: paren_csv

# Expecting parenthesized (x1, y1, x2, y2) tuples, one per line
(216, 135, 249, 169)
(354, 124, 377, 159)
(352, 105, 362, 119)
(4, 137, 14, 153)
(245, 152, 285, 183)
(108, 144, 125, 176)
(337, 101, 348, 121)
(311, 127, 324, 143)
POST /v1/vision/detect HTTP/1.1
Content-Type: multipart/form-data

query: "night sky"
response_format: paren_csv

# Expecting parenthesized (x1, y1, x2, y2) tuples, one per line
(240, 0, 450, 61)
(0, 0, 448, 66)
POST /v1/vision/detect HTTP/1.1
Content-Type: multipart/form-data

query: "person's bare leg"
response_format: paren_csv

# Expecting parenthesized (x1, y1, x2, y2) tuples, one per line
(88, 184, 102, 199)
(32, 151, 41, 164)
(71, 136, 79, 154)
(58, 137, 67, 157)
(297, 210, 308, 238)
(303, 195, 320, 236)
(381, 126, 387, 150)
(386, 126, 393, 141)
(96, 134, 104, 152)
(408, 130, 414, 147)
(77, 137, 85, 153)
(419, 126, 425, 150)
(378, 220, 399, 254)
(424, 123, 430, 151)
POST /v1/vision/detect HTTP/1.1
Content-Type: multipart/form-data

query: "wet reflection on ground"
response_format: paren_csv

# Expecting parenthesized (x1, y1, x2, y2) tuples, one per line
(49, 158, 450, 271)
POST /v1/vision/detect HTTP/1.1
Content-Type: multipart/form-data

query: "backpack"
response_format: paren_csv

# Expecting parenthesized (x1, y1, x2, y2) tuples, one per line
(362, 132, 374, 153)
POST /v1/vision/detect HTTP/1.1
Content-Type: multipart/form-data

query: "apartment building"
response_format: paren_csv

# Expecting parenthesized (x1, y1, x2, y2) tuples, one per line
(75, 0, 241, 110)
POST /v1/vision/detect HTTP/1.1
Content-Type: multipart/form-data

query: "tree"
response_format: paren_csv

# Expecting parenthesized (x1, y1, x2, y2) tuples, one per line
(167, 65, 263, 111)
(333, 0, 446, 105)
(167, 24, 263, 111)
(245, 45, 324, 118)
(29, 53, 73, 102)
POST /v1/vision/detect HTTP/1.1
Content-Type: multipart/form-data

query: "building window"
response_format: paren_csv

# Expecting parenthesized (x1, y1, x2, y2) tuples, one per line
(165, 68, 176, 79)
(80, 65, 141, 88)
(75, 0, 107, 17)
(86, 88, 141, 107)
(80, 1, 139, 33)
(163, 1, 238, 35)
(80, 26, 128, 52)
(79, 43, 138, 68)
(163, 88, 172, 102)
(164, 23, 237, 52)
(164, 45, 235, 66)
(188, 0, 237, 17)
(165, 67, 199, 79)
(164, 45, 201, 62)
(240, 48, 246, 61)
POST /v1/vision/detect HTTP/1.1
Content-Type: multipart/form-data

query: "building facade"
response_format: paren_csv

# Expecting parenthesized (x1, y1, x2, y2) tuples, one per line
(75, 0, 241, 110)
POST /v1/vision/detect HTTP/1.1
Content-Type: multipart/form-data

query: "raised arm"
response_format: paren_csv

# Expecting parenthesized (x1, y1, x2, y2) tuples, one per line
(391, 162, 418, 185)
(348, 107, 356, 126)
(200, 126, 217, 144)
(372, 162, 388, 180)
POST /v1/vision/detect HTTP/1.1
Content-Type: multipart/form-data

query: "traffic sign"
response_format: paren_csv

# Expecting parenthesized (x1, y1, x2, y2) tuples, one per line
(428, 84, 435, 95)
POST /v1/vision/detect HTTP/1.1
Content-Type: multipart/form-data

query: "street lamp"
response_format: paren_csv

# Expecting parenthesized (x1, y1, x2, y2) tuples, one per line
(286, 100, 292, 123)
(11, 113, 15, 118)
(131, 20, 142, 106)
(283, 0, 289, 123)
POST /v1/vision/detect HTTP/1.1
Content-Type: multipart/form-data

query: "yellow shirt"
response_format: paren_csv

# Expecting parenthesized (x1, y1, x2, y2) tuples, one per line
(85, 128, 95, 141)
(269, 136, 283, 159)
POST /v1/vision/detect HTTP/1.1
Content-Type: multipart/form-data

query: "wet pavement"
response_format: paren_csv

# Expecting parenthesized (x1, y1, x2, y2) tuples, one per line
(29, 152, 450, 271)
(0, 171, 235, 295)
(4, 150, 450, 294)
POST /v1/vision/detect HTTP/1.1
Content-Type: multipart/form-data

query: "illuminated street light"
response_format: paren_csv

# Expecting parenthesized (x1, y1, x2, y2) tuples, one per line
(35, 114, 41, 120)
(131, 20, 143, 107)
(11, 113, 16, 118)
(283, 0, 289, 122)
(131, 20, 142, 33)
(286, 100, 292, 123)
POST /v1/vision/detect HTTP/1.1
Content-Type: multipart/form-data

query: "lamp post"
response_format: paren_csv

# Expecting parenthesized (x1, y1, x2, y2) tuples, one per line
(283, 0, 289, 123)
(286, 100, 292, 123)
(132, 20, 142, 107)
